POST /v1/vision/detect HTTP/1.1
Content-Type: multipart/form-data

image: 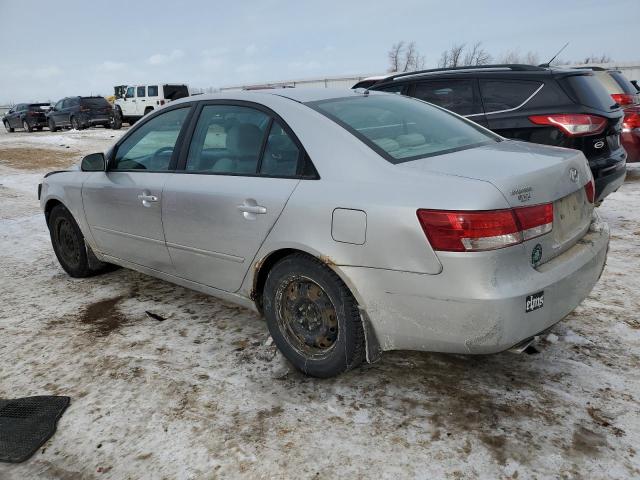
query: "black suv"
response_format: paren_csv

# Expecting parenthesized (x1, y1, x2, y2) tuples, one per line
(47, 96, 117, 131)
(361, 65, 626, 202)
(2, 103, 50, 132)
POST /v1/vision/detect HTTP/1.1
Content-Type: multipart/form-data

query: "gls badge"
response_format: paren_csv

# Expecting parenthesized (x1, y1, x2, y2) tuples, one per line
(526, 291, 544, 313)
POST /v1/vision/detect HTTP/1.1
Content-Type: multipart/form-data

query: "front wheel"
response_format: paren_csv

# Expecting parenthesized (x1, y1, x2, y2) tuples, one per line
(263, 254, 365, 378)
(71, 116, 81, 130)
(4, 121, 13, 133)
(48, 205, 111, 278)
(22, 120, 33, 132)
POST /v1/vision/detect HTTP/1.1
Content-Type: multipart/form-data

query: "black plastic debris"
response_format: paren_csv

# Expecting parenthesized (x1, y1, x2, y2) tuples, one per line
(0, 396, 70, 463)
(145, 311, 166, 322)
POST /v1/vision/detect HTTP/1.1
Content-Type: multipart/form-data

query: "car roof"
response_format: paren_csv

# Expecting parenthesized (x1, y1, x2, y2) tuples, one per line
(171, 88, 376, 106)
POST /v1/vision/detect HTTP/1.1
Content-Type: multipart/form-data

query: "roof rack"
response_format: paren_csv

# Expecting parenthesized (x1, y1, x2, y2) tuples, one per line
(385, 64, 546, 82)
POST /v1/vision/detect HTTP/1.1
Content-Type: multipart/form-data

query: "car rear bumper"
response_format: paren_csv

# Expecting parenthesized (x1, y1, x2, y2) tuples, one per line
(589, 147, 627, 202)
(340, 213, 609, 355)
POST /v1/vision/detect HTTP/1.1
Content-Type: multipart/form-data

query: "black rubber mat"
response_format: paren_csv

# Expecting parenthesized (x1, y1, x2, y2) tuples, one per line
(0, 396, 70, 463)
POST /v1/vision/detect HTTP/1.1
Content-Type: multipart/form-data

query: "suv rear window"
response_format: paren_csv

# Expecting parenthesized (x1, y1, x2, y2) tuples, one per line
(81, 97, 110, 108)
(309, 94, 498, 163)
(163, 85, 189, 100)
(561, 74, 617, 112)
(479, 80, 542, 112)
(608, 71, 638, 95)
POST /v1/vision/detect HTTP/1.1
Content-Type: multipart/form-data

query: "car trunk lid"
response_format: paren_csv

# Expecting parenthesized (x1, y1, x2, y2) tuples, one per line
(399, 139, 594, 263)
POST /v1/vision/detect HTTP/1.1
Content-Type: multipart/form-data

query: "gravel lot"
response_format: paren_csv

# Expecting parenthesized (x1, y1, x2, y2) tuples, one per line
(0, 127, 639, 479)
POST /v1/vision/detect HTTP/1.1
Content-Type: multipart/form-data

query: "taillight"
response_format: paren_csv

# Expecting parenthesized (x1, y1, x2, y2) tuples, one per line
(611, 93, 637, 107)
(159, 100, 165, 105)
(417, 204, 553, 252)
(528, 114, 607, 137)
(623, 111, 640, 129)
(584, 180, 595, 203)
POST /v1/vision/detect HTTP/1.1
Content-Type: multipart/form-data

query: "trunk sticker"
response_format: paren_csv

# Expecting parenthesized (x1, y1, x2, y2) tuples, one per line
(526, 291, 544, 313)
(531, 243, 543, 266)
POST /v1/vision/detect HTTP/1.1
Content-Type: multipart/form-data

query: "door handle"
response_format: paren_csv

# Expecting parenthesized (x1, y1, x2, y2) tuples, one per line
(237, 200, 267, 220)
(138, 193, 158, 207)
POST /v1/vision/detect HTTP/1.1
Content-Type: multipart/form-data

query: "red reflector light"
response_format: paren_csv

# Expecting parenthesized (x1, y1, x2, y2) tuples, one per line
(623, 110, 640, 129)
(584, 180, 595, 203)
(611, 93, 637, 107)
(528, 114, 607, 137)
(417, 204, 553, 252)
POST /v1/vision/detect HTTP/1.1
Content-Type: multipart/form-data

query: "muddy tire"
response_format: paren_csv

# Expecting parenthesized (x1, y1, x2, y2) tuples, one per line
(111, 112, 122, 130)
(71, 116, 83, 130)
(48, 204, 111, 278)
(22, 120, 33, 132)
(48, 119, 58, 132)
(263, 254, 365, 378)
(4, 121, 13, 133)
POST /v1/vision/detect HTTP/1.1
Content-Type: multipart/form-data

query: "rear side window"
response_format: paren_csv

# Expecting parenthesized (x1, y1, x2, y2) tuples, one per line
(310, 94, 498, 163)
(148, 85, 159, 97)
(608, 71, 638, 95)
(479, 80, 542, 112)
(561, 74, 617, 111)
(81, 97, 110, 108)
(164, 85, 189, 101)
(376, 83, 406, 94)
(413, 80, 479, 115)
(137, 86, 146, 97)
(260, 121, 300, 176)
(185, 105, 270, 174)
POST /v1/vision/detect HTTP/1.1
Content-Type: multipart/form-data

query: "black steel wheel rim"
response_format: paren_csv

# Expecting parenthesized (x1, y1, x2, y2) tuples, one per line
(55, 218, 81, 267)
(275, 275, 339, 358)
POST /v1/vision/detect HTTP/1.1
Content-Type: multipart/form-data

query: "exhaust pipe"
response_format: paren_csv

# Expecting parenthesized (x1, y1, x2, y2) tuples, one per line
(508, 336, 541, 355)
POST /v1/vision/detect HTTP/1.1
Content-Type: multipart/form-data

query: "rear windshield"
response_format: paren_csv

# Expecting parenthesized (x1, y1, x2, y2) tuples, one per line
(308, 93, 498, 163)
(608, 71, 638, 95)
(81, 97, 110, 107)
(163, 85, 189, 100)
(561, 74, 617, 112)
(28, 103, 50, 110)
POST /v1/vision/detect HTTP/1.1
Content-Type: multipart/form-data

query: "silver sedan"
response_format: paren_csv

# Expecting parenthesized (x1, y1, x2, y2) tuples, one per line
(39, 89, 609, 377)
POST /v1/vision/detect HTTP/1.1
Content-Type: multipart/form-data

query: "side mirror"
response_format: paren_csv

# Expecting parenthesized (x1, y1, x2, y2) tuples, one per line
(81, 152, 106, 172)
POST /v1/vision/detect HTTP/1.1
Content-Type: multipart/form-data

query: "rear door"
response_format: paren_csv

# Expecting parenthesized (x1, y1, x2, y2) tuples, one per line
(82, 105, 193, 271)
(136, 86, 147, 116)
(410, 78, 487, 126)
(162, 102, 302, 292)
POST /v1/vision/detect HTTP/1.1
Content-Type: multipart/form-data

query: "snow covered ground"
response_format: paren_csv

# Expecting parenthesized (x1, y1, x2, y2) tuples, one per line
(0, 127, 639, 479)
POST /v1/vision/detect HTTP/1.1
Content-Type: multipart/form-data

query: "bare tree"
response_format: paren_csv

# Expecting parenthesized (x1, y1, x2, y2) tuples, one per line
(438, 43, 466, 68)
(463, 42, 492, 66)
(583, 53, 612, 64)
(388, 41, 405, 72)
(525, 51, 540, 65)
(388, 40, 426, 72)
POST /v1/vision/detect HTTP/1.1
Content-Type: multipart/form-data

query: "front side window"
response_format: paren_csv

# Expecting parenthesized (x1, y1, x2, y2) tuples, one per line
(125, 87, 135, 99)
(112, 107, 190, 171)
(310, 94, 498, 163)
(54, 100, 64, 110)
(413, 80, 478, 115)
(148, 85, 159, 97)
(185, 105, 270, 174)
(479, 80, 542, 112)
(137, 86, 146, 98)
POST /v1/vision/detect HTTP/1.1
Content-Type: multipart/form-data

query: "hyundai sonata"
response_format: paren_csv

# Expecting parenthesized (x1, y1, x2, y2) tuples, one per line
(39, 89, 610, 377)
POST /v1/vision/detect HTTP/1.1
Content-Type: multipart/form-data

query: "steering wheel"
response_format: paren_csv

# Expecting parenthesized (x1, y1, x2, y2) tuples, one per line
(149, 146, 174, 170)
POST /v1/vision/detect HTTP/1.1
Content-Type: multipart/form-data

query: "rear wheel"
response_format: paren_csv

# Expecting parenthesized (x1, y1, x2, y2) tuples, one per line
(3, 121, 13, 133)
(263, 254, 365, 378)
(144, 107, 153, 116)
(22, 120, 33, 132)
(48, 118, 58, 132)
(71, 116, 85, 130)
(48, 205, 112, 278)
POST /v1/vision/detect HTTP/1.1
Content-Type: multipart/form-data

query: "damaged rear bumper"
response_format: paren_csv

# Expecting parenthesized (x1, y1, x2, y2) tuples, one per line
(339, 215, 609, 355)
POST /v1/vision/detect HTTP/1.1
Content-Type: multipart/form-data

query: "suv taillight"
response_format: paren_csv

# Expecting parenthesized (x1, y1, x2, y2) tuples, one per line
(416, 204, 553, 252)
(584, 180, 595, 203)
(623, 111, 640, 129)
(528, 114, 607, 137)
(611, 93, 638, 107)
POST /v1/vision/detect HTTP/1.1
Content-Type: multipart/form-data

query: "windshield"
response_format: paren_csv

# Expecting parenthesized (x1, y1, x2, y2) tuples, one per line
(309, 93, 499, 163)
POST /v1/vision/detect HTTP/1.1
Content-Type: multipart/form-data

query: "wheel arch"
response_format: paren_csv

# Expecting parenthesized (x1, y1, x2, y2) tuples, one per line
(250, 247, 381, 363)
(44, 198, 65, 225)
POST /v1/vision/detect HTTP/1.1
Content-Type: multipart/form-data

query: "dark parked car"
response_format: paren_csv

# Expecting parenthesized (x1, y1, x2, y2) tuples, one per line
(2, 103, 50, 132)
(47, 96, 118, 131)
(362, 65, 627, 203)
(575, 67, 640, 163)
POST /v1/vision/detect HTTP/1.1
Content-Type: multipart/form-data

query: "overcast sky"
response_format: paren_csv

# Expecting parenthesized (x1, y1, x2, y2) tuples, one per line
(0, 0, 637, 104)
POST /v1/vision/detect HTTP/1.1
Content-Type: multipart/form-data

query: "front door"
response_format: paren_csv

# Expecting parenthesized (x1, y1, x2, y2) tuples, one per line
(82, 105, 193, 271)
(162, 103, 302, 292)
(136, 86, 147, 116)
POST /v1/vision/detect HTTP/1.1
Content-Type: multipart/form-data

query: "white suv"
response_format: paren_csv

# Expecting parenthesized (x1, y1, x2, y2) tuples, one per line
(114, 84, 189, 126)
